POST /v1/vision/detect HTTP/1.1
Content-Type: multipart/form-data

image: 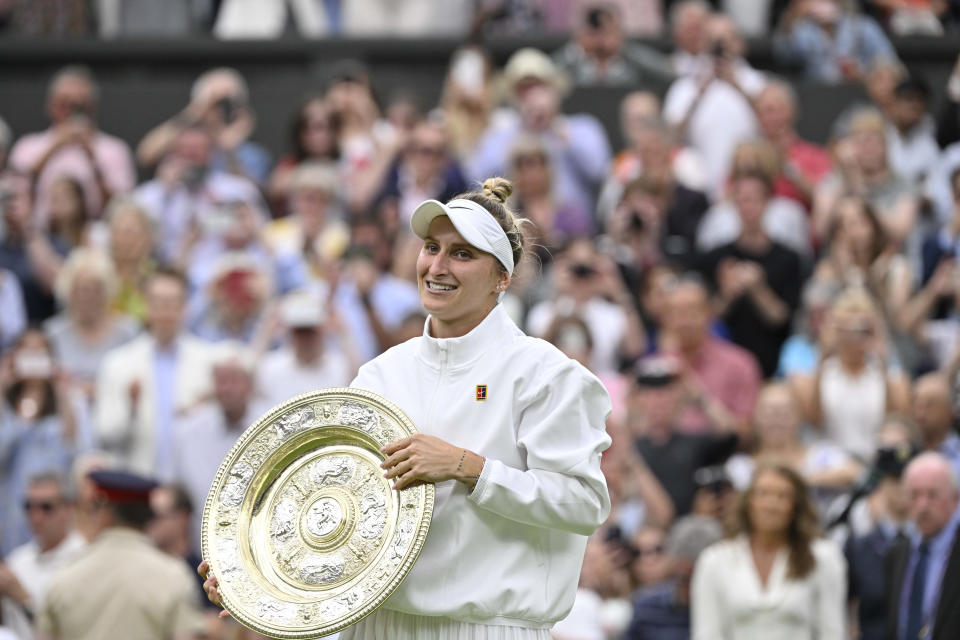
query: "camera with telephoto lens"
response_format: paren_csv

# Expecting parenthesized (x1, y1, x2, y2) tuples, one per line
(875, 443, 917, 479)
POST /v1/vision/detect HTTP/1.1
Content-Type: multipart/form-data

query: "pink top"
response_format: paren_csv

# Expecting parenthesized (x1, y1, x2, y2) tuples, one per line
(9, 128, 136, 222)
(671, 337, 762, 434)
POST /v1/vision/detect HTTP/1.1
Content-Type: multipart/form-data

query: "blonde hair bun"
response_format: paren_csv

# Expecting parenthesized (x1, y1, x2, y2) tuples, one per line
(481, 177, 513, 204)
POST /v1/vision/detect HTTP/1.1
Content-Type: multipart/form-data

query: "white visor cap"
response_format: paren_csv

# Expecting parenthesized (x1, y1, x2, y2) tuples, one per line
(410, 198, 515, 275)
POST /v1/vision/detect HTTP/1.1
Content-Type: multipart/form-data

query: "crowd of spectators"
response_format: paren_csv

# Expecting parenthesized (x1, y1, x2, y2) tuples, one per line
(2, 1, 960, 639)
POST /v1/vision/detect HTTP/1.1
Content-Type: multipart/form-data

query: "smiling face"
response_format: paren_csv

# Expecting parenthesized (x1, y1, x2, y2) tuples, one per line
(747, 469, 796, 538)
(416, 216, 507, 338)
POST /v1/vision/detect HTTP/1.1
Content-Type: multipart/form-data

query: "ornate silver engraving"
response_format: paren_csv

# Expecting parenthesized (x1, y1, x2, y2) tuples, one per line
(310, 456, 354, 487)
(220, 462, 254, 507)
(271, 499, 298, 542)
(338, 402, 380, 432)
(274, 406, 315, 440)
(305, 498, 344, 538)
(299, 555, 345, 584)
(358, 493, 387, 539)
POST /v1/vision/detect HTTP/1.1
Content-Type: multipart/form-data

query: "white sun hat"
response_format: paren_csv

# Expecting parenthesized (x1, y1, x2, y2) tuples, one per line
(409, 198, 514, 275)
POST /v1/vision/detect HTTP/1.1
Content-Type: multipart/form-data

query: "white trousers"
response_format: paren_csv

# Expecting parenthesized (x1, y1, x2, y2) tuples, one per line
(337, 608, 553, 640)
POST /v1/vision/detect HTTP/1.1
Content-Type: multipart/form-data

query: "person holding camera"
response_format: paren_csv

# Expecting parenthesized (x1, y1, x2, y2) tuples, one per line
(136, 67, 271, 186)
(8, 66, 135, 224)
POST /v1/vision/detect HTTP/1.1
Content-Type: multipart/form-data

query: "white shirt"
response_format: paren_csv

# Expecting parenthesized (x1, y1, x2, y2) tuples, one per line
(256, 346, 353, 408)
(819, 357, 887, 461)
(169, 400, 272, 554)
(2, 531, 86, 640)
(351, 304, 612, 628)
(527, 297, 628, 376)
(663, 64, 766, 197)
(692, 536, 847, 640)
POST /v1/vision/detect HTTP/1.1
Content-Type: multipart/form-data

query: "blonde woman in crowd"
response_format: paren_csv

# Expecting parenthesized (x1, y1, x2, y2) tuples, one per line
(792, 287, 911, 461)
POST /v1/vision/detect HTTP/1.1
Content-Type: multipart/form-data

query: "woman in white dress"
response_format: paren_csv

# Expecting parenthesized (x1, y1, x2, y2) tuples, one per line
(691, 463, 847, 640)
(200, 178, 613, 639)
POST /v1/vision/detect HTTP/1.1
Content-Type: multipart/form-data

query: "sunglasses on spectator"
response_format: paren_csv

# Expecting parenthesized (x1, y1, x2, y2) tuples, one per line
(23, 500, 61, 513)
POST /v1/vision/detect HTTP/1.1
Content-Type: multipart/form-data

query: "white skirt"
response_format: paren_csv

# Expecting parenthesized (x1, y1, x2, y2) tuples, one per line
(337, 608, 552, 640)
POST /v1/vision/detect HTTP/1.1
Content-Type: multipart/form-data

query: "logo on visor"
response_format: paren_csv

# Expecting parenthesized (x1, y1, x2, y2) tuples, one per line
(476, 385, 487, 401)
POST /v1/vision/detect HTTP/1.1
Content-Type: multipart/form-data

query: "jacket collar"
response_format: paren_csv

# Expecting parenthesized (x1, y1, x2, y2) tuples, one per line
(418, 304, 520, 370)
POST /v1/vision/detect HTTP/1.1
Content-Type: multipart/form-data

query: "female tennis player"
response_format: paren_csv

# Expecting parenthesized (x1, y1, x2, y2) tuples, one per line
(201, 177, 612, 639)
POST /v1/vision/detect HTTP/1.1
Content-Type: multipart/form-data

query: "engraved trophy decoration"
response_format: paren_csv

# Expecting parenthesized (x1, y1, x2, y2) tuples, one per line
(201, 388, 434, 638)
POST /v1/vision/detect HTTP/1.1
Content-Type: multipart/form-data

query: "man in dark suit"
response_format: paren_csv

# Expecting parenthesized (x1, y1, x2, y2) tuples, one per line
(887, 452, 960, 640)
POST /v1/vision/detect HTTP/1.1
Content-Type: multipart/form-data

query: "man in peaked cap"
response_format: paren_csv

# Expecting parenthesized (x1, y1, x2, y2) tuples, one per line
(36, 470, 206, 640)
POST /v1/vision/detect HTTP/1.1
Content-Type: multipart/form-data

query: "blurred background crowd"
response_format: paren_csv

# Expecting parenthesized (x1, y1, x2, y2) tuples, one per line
(2, 0, 960, 639)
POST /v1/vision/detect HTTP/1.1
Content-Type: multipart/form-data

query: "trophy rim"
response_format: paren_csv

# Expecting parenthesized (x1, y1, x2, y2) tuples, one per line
(200, 386, 435, 639)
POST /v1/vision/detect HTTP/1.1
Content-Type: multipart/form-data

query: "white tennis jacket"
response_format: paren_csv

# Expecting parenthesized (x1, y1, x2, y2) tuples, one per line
(351, 303, 612, 629)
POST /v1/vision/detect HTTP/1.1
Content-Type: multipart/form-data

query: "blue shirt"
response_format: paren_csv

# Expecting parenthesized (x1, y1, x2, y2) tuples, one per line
(153, 343, 178, 478)
(776, 15, 895, 83)
(626, 580, 690, 640)
(899, 506, 960, 640)
(937, 433, 960, 480)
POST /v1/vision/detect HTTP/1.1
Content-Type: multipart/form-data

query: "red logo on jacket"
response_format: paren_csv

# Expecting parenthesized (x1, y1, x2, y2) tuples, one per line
(476, 385, 487, 401)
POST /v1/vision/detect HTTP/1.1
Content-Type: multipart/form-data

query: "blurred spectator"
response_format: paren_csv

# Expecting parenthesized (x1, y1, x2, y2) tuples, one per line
(44, 176, 90, 253)
(754, 80, 833, 210)
(864, 0, 949, 35)
(657, 274, 762, 435)
(188, 252, 273, 345)
(792, 287, 911, 461)
(0, 330, 88, 557)
(262, 162, 350, 290)
(8, 66, 135, 223)
(527, 237, 645, 375)
(627, 356, 740, 516)
(843, 420, 916, 640)
(37, 470, 206, 640)
(44, 248, 139, 399)
(0, 116, 11, 173)
(509, 135, 593, 253)
(912, 373, 960, 475)
(664, 14, 767, 197)
(552, 3, 673, 87)
(0, 266, 27, 351)
(266, 96, 340, 216)
(937, 54, 960, 149)
(1, 0, 92, 37)
(631, 526, 673, 589)
(810, 195, 912, 325)
(324, 60, 397, 212)
(332, 218, 421, 362)
(722, 0, 779, 36)
(886, 452, 960, 640)
(776, 279, 833, 377)
(865, 57, 907, 123)
(604, 91, 709, 210)
(104, 198, 155, 322)
(213, 0, 335, 38)
(669, 0, 712, 78)
(94, 269, 214, 478)
(886, 73, 940, 185)
(691, 464, 847, 639)
(605, 171, 710, 271)
(135, 125, 264, 264)
(773, 0, 896, 83)
(364, 118, 469, 232)
(146, 484, 210, 614)
(726, 384, 860, 517)
(138, 68, 271, 185)
(469, 47, 612, 219)
(440, 47, 497, 162)
(603, 430, 676, 538)
(170, 346, 269, 552)
(814, 107, 919, 250)
(697, 142, 812, 258)
(255, 291, 355, 407)
(340, 0, 471, 36)
(0, 473, 85, 640)
(553, 534, 632, 640)
(97, 0, 214, 37)
(625, 516, 724, 640)
(700, 170, 803, 377)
